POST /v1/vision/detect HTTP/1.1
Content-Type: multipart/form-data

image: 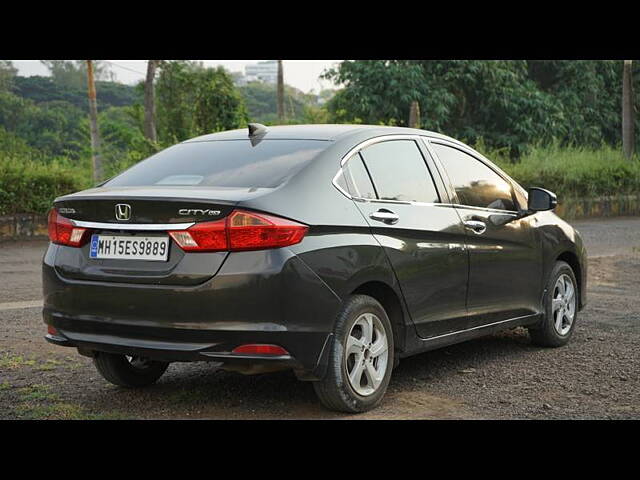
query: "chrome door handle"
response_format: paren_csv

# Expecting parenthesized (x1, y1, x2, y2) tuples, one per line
(464, 220, 487, 234)
(369, 209, 399, 225)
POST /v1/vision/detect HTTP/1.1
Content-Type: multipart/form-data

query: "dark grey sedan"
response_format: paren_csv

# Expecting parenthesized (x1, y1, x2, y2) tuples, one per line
(43, 124, 587, 412)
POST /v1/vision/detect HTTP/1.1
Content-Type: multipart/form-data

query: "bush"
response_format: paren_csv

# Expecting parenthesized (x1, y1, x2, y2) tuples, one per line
(0, 155, 89, 215)
(492, 143, 640, 199)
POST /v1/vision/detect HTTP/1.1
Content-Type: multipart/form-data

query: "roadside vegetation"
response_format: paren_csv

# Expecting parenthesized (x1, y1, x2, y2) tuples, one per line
(0, 60, 638, 215)
(475, 141, 640, 199)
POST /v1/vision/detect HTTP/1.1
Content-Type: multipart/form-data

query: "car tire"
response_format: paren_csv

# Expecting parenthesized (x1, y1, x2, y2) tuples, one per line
(313, 294, 394, 413)
(529, 260, 579, 348)
(93, 352, 169, 388)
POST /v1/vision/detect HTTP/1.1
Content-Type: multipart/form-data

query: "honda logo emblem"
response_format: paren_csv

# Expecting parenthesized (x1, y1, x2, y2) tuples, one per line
(115, 204, 132, 221)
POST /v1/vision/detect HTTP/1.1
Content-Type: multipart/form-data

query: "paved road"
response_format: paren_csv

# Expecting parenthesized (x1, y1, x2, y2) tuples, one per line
(1, 217, 639, 419)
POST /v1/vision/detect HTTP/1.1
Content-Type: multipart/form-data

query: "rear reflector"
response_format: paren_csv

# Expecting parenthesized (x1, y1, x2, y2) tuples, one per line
(48, 209, 91, 247)
(168, 209, 308, 253)
(47, 325, 59, 336)
(232, 344, 289, 356)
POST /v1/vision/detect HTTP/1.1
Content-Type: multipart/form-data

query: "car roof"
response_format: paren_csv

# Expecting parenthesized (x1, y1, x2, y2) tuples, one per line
(183, 124, 460, 144)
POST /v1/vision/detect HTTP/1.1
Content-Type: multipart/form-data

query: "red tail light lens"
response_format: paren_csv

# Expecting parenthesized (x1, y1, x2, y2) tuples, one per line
(227, 210, 308, 251)
(232, 344, 289, 356)
(168, 209, 308, 253)
(168, 218, 227, 252)
(47, 209, 90, 247)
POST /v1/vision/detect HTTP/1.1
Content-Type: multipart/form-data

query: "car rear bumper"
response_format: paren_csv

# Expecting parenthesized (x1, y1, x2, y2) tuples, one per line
(44, 322, 332, 377)
(42, 243, 342, 380)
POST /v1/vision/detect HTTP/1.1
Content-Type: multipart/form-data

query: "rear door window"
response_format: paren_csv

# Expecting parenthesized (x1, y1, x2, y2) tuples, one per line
(106, 140, 328, 189)
(359, 140, 440, 203)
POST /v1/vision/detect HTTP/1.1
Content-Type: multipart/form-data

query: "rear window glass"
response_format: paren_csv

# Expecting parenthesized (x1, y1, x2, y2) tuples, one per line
(343, 153, 377, 199)
(105, 140, 328, 189)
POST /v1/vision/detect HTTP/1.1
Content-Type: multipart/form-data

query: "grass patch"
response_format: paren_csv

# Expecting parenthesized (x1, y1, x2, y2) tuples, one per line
(0, 353, 36, 370)
(16, 384, 59, 402)
(36, 359, 63, 371)
(11, 387, 130, 420)
(0, 382, 12, 391)
(14, 402, 129, 420)
(15, 402, 85, 420)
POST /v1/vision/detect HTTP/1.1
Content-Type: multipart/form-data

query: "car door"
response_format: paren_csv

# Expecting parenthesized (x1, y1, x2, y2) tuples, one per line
(428, 140, 542, 327)
(340, 137, 469, 338)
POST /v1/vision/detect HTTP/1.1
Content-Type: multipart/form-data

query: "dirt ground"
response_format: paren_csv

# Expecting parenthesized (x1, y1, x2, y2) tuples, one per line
(1, 217, 639, 419)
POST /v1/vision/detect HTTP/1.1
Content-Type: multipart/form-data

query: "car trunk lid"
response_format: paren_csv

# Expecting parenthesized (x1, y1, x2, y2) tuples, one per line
(51, 186, 273, 285)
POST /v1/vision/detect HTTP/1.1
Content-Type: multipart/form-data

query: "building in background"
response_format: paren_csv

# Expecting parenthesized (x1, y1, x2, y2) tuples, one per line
(244, 60, 278, 85)
(230, 71, 247, 87)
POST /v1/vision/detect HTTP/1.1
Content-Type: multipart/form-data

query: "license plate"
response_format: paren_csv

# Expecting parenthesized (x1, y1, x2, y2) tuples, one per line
(89, 234, 169, 261)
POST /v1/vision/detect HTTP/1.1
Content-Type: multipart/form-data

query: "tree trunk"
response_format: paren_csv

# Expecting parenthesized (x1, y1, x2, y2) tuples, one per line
(86, 60, 103, 183)
(277, 60, 285, 123)
(408, 101, 421, 128)
(143, 60, 160, 143)
(622, 60, 635, 159)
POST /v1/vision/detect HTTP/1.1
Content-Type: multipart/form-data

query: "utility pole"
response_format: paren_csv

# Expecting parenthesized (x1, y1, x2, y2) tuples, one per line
(408, 101, 421, 128)
(86, 60, 103, 182)
(144, 60, 161, 144)
(277, 60, 285, 124)
(622, 60, 635, 159)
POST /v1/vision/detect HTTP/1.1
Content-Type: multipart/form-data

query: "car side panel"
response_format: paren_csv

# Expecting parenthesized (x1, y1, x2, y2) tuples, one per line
(454, 206, 543, 324)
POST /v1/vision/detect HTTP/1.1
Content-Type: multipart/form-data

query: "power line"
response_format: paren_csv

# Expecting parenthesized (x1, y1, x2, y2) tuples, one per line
(104, 61, 146, 76)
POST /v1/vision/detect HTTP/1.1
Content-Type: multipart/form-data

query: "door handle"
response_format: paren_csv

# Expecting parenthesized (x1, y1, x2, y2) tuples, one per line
(464, 220, 487, 234)
(369, 209, 399, 225)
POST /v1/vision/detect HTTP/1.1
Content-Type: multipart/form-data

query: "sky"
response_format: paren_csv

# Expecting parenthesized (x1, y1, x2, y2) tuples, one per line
(11, 60, 342, 94)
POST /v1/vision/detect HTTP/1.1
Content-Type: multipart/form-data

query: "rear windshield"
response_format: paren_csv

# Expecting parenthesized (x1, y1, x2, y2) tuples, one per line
(105, 139, 328, 189)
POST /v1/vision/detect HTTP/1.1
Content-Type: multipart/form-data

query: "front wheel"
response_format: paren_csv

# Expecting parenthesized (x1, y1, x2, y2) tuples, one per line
(93, 352, 169, 388)
(313, 294, 394, 413)
(529, 260, 579, 348)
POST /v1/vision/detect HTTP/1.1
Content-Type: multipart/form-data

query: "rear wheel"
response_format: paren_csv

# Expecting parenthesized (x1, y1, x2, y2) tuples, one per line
(529, 261, 579, 347)
(93, 352, 169, 388)
(313, 294, 394, 413)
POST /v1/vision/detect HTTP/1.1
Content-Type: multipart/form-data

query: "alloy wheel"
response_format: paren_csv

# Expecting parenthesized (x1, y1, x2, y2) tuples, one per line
(344, 313, 389, 396)
(552, 273, 576, 336)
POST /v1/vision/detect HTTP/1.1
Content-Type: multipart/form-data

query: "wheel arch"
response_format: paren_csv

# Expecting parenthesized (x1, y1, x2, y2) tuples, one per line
(350, 281, 407, 355)
(556, 250, 583, 309)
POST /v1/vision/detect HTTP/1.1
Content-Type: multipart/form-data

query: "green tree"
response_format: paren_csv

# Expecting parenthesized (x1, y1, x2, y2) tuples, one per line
(156, 61, 199, 142)
(192, 66, 247, 135)
(323, 60, 639, 157)
(12, 75, 139, 110)
(0, 91, 88, 158)
(156, 61, 247, 142)
(240, 82, 317, 124)
(0, 60, 17, 91)
(323, 60, 425, 126)
(40, 60, 114, 89)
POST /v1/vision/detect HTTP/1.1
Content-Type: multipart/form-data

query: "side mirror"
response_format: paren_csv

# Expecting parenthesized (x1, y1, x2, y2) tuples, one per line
(488, 187, 557, 227)
(528, 187, 557, 212)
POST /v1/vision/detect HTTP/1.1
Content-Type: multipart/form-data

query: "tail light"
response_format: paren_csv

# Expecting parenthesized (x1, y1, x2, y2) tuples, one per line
(47, 209, 91, 247)
(232, 344, 289, 356)
(168, 209, 308, 253)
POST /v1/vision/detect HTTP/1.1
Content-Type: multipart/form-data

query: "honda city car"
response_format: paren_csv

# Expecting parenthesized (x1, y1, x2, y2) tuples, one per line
(43, 124, 587, 412)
